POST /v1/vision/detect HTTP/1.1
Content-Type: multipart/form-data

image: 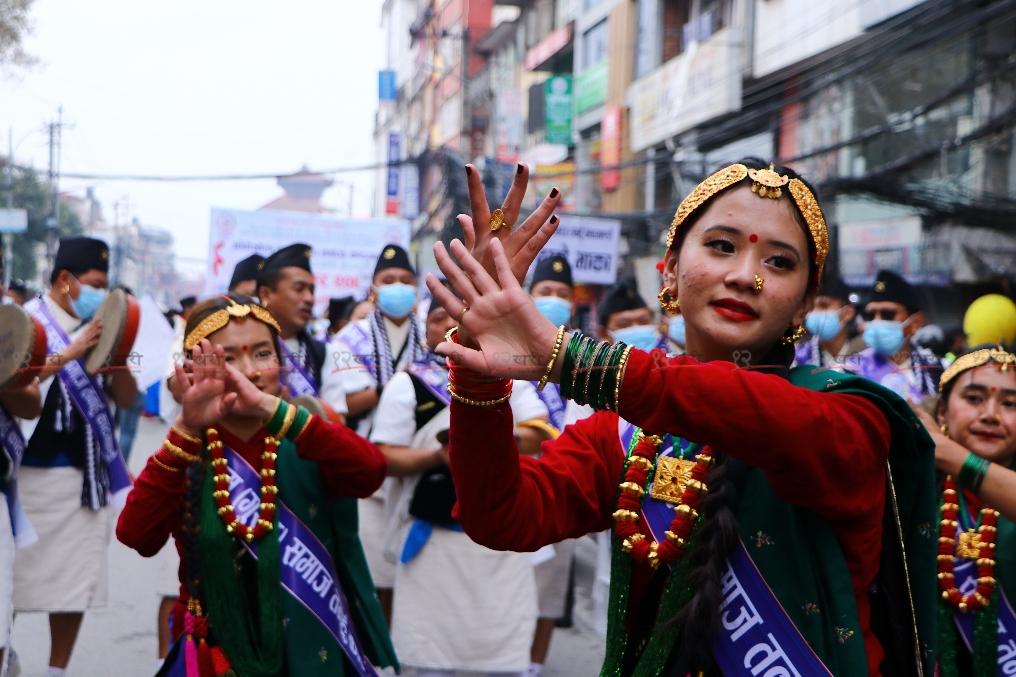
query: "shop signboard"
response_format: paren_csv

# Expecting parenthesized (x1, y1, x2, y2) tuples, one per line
(544, 75, 573, 145)
(576, 61, 608, 114)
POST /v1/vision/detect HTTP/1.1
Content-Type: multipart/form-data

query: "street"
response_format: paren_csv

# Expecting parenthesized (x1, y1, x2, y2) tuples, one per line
(9, 417, 605, 677)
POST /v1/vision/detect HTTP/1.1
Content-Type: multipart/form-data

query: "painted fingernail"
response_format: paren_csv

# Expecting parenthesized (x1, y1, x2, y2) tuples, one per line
(550, 188, 559, 198)
(550, 215, 559, 224)
(465, 165, 472, 175)
(516, 163, 523, 175)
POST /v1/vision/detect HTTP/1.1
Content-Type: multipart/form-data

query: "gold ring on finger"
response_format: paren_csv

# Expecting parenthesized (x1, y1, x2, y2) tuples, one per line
(457, 306, 470, 323)
(489, 209, 505, 232)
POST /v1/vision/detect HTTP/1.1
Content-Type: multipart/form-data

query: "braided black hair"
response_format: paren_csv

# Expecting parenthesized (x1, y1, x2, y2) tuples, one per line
(182, 458, 206, 606)
(663, 158, 823, 673)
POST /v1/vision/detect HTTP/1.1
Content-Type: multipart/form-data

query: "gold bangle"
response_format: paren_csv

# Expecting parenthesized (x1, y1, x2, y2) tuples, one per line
(538, 326, 568, 392)
(171, 427, 202, 445)
(276, 401, 298, 440)
(517, 419, 560, 439)
(152, 455, 183, 472)
(444, 326, 459, 344)
(614, 345, 635, 413)
(448, 383, 512, 407)
(163, 439, 201, 463)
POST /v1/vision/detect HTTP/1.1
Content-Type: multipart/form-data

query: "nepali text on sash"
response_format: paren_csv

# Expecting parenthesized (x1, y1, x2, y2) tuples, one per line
(279, 339, 320, 398)
(952, 558, 1016, 675)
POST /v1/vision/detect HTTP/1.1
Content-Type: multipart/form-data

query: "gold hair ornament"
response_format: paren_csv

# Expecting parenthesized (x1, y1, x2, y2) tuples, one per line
(666, 164, 829, 282)
(939, 347, 1016, 392)
(184, 299, 282, 351)
(748, 163, 789, 198)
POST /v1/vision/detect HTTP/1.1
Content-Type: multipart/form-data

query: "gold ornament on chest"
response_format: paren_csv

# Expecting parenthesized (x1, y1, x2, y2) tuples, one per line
(651, 455, 697, 504)
(956, 530, 983, 560)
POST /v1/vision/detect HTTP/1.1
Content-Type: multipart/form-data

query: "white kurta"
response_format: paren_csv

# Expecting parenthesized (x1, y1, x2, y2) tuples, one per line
(14, 295, 114, 612)
(371, 371, 546, 672)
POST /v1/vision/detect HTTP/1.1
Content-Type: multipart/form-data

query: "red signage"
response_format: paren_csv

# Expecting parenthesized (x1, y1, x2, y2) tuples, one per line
(525, 22, 573, 71)
(601, 106, 622, 192)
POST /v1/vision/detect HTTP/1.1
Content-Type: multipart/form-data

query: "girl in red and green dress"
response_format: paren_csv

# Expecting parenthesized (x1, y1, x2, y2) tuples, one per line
(424, 159, 939, 677)
(117, 293, 398, 677)
(913, 345, 1016, 677)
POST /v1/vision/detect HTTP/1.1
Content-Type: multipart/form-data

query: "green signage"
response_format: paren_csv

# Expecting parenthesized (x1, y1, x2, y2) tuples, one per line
(575, 61, 608, 114)
(544, 75, 573, 145)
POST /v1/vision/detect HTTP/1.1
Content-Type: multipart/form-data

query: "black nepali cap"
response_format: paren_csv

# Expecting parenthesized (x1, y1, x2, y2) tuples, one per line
(179, 296, 197, 308)
(374, 244, 415, 276)
(261, 244, 313, 282)
(54, 237, 109, 275)
(598, 278, 647, 326)
(817, 274, 851, 303)
(328, 296, 355, 321)
(531, 254, 573, 288)
(867, 269, 920, 314)
(229, 254, 266, 290)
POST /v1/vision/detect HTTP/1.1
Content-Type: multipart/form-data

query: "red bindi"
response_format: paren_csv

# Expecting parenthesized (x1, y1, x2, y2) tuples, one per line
(241, 344, 248, 351)
(749, 234, 758, 242)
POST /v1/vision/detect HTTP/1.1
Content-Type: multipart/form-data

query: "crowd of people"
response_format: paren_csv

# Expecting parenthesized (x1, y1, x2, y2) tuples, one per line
(0, 157, 1014, 677)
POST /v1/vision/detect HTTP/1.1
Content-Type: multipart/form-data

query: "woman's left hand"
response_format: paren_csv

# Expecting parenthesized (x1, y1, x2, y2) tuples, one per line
(223, 362, 280, 420)
(910, 400, 967, 474)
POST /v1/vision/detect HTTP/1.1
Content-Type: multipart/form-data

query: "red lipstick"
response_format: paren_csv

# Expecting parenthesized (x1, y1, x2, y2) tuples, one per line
(711, 298, 759, 322)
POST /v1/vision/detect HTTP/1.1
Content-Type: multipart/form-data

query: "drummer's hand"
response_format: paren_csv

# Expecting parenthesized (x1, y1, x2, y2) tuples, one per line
(459, 163, 562, 287)
(222, 362, 279, 420)
(174, 339, 235, 432)
(59, 320, 102, 364)
(427, 238, 560, 381)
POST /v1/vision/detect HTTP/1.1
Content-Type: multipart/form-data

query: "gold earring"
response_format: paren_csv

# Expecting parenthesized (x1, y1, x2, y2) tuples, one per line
(754, 275, 764, 292)
(780, 324, 807, 345)
(61, 285, 70, 294)
(658, 287, 680, 313)
(940, 424, 950, 438)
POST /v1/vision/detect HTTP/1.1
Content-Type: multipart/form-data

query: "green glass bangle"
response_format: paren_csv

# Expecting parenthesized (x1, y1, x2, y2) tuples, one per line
(570, 336, 593, 405)
(958, 453, 991, 495)
(560, 332, 585, 400)
(575, 337, 600, 406)
(584, 342, 611, 407)
(264, 398, 289, 436)
(287, 406, 312, 442)
(591, 341, 619, 411)
(597, 343, 625, 411)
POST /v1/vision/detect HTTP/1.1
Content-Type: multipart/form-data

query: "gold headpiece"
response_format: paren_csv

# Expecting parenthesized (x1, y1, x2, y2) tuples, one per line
(184, 298, 282, 352)
(666, 163, 829, 282)
(939, 346, 1016, 392)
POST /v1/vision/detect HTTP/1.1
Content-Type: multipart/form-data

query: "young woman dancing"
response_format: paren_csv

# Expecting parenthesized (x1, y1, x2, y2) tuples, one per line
(426, 159, 938, 677)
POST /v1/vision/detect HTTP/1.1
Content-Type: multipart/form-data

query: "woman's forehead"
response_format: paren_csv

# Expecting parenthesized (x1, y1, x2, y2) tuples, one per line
(207, 319, 274, 347)
(691, 186, 806, 243)
(956, 365, 1016, 390)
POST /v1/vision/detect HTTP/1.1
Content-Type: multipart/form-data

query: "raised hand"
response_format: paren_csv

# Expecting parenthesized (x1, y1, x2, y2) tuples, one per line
(459, 163, 562, 286)
(427, 238, 561, 381)
(223, 362, 281, 420)
(173, 339, 237, 435)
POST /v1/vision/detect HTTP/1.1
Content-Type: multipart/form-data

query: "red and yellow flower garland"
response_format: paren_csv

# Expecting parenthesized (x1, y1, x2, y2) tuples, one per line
(938, 477, 997, 612)
(207, 428, 279, 543)
(612, 432, 714, 568)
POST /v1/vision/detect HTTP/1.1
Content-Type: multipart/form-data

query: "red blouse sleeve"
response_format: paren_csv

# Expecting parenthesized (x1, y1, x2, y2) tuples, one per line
(293, 415, 388, 500)
(116, 430, 196, 557)
(448, 402, 625, 552)
(617, 350, 891, 521)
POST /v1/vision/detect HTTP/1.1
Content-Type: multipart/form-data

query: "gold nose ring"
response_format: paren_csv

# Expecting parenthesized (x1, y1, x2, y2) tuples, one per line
(754, 275, 765, 292)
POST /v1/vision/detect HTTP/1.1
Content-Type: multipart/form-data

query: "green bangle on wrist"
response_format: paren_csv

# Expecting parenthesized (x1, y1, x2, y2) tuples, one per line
(287, 405, 312, 442)
(265, 397, 289, 435)
(958, 452, 991, 495)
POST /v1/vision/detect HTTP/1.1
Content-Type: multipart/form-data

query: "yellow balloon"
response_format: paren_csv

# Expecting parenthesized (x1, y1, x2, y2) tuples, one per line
(964, 294, 1016, 346)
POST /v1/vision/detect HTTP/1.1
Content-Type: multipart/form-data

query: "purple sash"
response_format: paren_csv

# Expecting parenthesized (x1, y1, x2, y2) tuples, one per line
(279, 339, 320, 398)
(533, 382, 567, 431)
(952, 559, 1016, 672)
(408, 359, 450, 406)
(0, 404, 36, 547)
(711, 541, 835, 677)
(617, 420, 834, 677)
(223, 446, 378, 677)
(334, 324, 377, 383)
(24, 298, 132, 507)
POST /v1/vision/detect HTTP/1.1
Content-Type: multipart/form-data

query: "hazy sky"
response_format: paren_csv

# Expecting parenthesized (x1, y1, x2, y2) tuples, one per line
(2, 0, 384, 275)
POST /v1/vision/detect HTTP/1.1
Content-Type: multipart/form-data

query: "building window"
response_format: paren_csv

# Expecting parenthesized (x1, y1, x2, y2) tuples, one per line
(582, 19, 609, 71)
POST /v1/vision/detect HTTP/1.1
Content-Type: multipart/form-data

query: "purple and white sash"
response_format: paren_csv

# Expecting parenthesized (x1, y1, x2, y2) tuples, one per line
(0, 404, 36, 547)
(334, 323, 378, 383)
(24, 298, 132, 509)
(408, 358, 450, 406)
(952, 559, 1016, 672)
(224, 446, 378, 677)
(711, 541, 835, 677)
(618, 420, 834, 677)
(279, 339, 319, 398)
(533, 382, 567, 431)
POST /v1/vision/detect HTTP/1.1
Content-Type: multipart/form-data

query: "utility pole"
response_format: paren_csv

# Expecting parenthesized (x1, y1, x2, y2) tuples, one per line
(44, 107, 64, 284)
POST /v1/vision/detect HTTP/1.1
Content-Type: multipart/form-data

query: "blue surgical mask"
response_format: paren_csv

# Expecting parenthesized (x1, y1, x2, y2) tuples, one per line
(533, 296, 572, 328)
(611, 325, 658, 351)
(863, 320, 906, 357)
(376, 282, 417, 319)
(666, 315, 686, 346)
(804, 310, 844, 342)
(71, 284, 106, 321)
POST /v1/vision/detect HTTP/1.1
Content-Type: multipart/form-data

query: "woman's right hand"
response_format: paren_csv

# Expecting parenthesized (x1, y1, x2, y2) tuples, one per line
(173, 339, 237, 436)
